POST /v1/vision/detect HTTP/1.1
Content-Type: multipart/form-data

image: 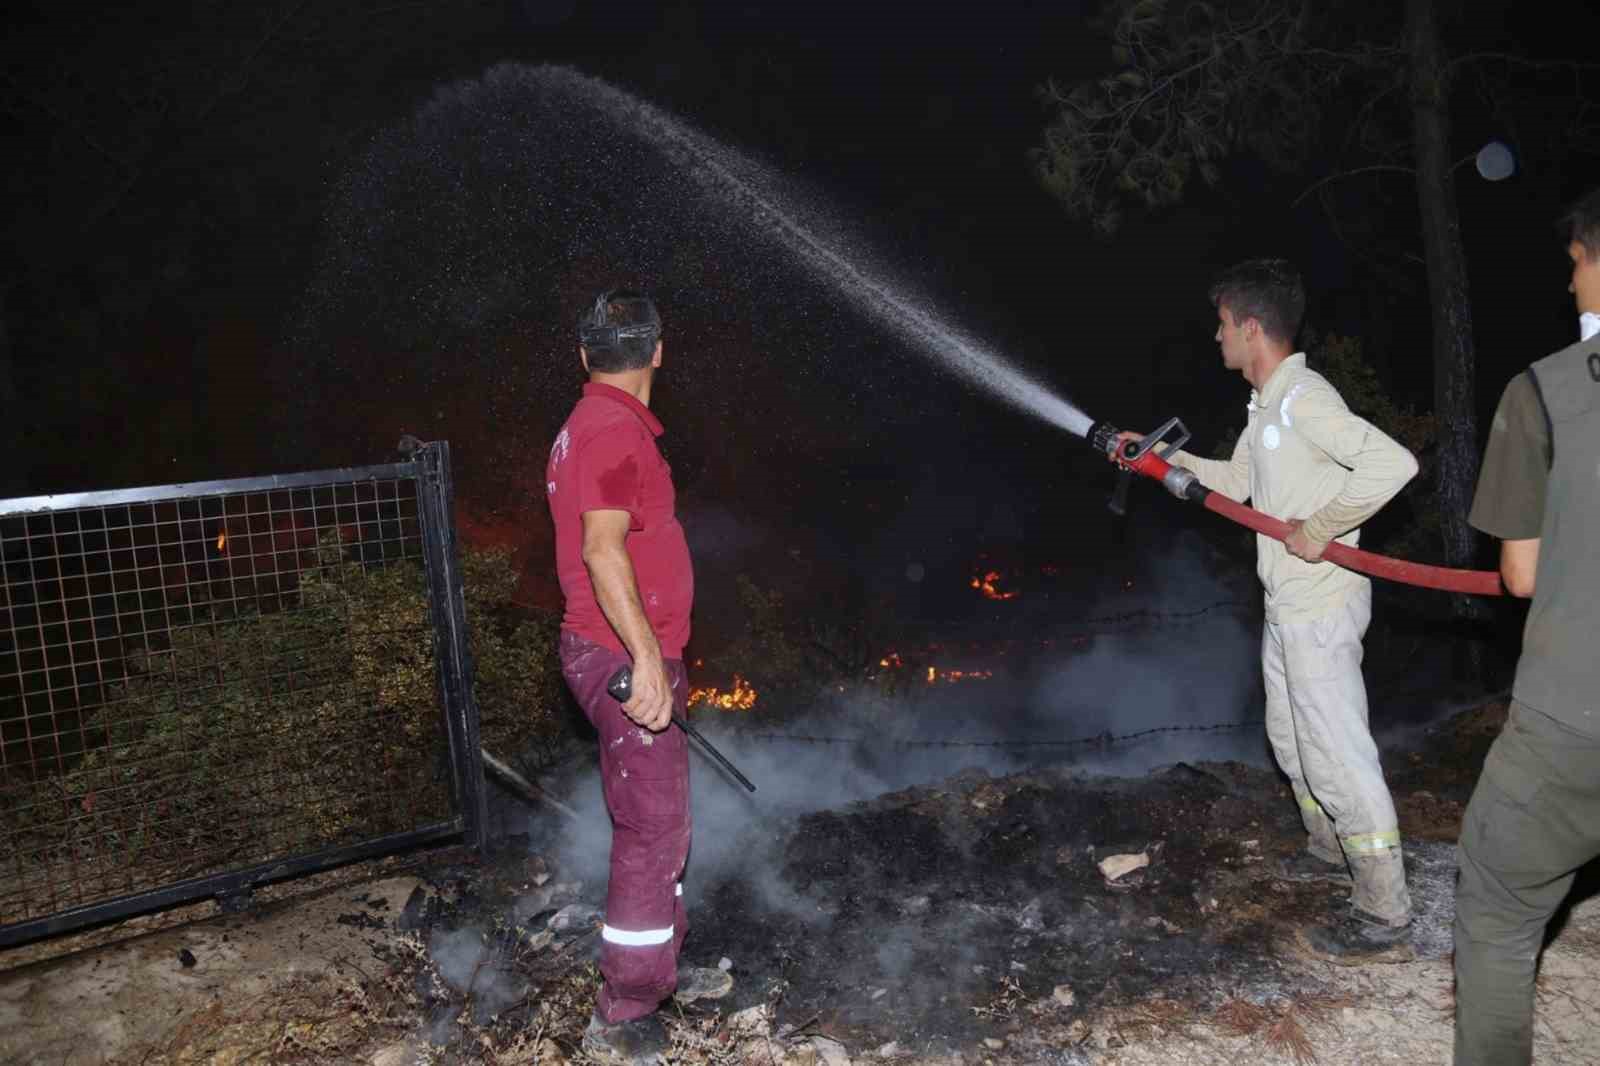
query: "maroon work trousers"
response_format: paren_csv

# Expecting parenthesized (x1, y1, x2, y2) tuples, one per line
(559, 630, 691, 1024)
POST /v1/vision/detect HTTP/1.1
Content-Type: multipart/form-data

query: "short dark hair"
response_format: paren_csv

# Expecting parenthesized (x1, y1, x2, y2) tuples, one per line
(1208, 259, 1306, 346)
(578, 289, 662, 373)
(1560, 188, 1600, 260)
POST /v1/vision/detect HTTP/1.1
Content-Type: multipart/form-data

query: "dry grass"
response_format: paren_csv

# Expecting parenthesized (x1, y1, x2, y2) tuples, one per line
(969, 975, 1028, 1020)
(125, 972, 384, 1065)
(1262, 1011, 1317, 1065)
(1114, 997, 1197, 1042)
(1210, 993, 1351, 1065)
(1213, 996, 1272, 1037)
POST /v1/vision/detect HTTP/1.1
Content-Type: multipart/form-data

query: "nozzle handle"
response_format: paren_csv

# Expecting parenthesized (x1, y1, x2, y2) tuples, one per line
(1118, 416, 1191, 465)
(1109, 468, 1133, 517)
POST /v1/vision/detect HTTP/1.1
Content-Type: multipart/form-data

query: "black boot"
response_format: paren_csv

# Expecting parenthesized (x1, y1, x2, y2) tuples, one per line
(1296, 909, 1413, 965)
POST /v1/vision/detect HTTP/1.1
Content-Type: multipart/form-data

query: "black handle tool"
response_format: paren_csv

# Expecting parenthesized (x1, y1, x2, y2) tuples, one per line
(607, 666, 757, 793)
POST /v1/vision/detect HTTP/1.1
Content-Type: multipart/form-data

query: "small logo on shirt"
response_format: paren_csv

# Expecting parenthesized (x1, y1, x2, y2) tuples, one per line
(547, 481, 557, 496)
(1262, 424, 1281, 450)
(551, 428, 571, 468)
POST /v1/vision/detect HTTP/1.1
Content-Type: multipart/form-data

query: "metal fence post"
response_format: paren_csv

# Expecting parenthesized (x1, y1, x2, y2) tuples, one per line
(415, 441, 488, 853)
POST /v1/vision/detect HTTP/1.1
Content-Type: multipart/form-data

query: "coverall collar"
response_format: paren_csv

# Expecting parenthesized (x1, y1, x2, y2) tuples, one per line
(1249, 352, 1306, 410)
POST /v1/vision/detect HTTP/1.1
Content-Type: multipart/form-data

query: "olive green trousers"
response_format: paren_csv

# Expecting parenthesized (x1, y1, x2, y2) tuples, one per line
(1454, 700, 1600, 1066)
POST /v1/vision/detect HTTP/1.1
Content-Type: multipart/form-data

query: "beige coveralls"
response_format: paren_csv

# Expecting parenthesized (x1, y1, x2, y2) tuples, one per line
(1171, 353, 1419, 923)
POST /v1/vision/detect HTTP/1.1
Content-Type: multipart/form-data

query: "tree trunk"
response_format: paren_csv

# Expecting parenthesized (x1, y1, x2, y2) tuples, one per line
(0, 305, 22, 498)
(1407, 0, 1485, 666)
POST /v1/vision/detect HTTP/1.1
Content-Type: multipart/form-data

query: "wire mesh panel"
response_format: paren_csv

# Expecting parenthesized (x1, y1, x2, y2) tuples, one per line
(1, 456, 476, 945)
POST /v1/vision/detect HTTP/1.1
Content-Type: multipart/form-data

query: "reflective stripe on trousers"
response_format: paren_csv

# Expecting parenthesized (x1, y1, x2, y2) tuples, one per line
(603, 884, 684, 946)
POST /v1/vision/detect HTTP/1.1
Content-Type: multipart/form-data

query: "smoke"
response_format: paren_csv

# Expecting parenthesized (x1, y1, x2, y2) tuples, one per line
(534, 537, 1267, 927)
(426, 927, 527, 1028)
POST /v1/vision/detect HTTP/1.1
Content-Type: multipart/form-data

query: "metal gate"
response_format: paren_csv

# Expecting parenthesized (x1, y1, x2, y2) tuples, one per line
(0, 441, 486, 949)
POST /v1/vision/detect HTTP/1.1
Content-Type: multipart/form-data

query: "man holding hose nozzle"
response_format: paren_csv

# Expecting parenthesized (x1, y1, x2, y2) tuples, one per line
(546, 289, 695, 1061)
(1113, 259, 1419, 960)
(1453, 190, 1600, 1066)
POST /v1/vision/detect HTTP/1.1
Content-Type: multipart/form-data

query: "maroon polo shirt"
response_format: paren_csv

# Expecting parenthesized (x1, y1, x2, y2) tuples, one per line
(546, 382, 694, 659)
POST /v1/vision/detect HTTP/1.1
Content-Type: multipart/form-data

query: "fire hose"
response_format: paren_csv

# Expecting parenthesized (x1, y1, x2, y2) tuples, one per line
(1086, 417, 1504, 597)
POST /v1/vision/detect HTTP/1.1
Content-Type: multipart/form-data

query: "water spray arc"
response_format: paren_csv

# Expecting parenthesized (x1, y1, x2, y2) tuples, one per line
(534, 70, 1497, 596)
(546, 67, 1093, 437)
(1086, 419, 1504, 596)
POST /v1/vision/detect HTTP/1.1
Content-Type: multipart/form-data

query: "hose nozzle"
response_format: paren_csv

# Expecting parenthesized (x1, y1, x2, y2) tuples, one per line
(1087, 416, 1205, 511)
(1088, 420, 1122, 459)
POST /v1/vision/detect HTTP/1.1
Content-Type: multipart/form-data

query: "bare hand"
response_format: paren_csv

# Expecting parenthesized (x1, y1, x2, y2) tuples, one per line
(622, 657, 675, 733)
(1283, 519, 1327, 563)
(1108, 430, 1142, 466)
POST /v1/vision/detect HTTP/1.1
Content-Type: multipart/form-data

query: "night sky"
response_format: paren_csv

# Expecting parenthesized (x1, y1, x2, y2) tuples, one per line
(4, 0, 1598, 652)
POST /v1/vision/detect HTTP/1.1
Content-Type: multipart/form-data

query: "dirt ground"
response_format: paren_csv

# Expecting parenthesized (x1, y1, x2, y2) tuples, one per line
(5, 698, 1600, 1066)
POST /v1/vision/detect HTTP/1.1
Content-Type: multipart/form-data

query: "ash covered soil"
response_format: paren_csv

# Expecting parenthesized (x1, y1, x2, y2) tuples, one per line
(14, 699, 1600, 1064)
(327, 701, 1503, 1061)
(691, 758, 1313, 1045)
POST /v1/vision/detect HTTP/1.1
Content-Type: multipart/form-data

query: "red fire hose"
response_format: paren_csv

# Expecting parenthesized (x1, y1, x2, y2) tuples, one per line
(1089, 419, 1504, 598)
(1199, 491, 1502, 596)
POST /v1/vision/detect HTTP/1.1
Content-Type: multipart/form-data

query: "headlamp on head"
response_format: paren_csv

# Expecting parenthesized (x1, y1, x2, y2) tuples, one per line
(578, 289, 661, 352)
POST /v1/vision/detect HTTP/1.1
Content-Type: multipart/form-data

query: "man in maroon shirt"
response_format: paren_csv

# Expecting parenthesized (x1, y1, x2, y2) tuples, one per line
(547, 290, 695, 1060)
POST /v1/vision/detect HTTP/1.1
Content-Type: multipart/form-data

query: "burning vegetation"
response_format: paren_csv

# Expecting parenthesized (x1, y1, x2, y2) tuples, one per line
(688, 675, 759, 711)
(970, 569, 1019, 601)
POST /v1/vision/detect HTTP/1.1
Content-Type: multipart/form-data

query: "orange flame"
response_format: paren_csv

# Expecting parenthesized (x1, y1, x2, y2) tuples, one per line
(216, 528, 227, 552)
(688, 674, 758, 711)
(970, 570, 1019, 601)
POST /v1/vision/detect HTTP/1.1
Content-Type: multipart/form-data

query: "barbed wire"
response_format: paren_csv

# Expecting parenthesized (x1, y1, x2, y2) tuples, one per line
(1047, 599, 1256, 633)
(729, 718, 1261, 751)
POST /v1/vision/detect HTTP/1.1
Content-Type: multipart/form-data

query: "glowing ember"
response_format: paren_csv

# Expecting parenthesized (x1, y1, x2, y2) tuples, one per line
(872, 651, 992, 685)
(929, 667, 993, 684)
(216, 528, 227, 552)
(689, 674, 758, 711)
(970, 570, 1019, 601)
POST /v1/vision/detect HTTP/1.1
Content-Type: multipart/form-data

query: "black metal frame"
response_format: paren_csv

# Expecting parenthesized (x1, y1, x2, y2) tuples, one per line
(0, 442, 486, 950)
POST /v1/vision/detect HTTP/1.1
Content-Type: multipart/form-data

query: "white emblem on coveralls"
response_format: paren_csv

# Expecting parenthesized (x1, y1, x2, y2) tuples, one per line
(1262, 424, 1281, 450)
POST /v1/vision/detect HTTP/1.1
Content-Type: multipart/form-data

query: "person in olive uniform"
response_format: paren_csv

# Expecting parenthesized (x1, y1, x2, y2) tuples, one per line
(1454, 188, 1600, 1065)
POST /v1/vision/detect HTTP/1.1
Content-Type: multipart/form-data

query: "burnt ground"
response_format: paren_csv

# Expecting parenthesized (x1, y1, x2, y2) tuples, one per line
(331, 702, 1504, 1061)
(2, 700, 1534, 1065)
(688, 760, 1302, 1050)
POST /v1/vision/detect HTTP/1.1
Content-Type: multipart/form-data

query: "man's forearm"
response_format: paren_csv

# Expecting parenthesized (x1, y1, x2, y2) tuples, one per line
(583, 542, 664, 667)
(1170, 447, 1250, 502)
(1499, 538, 1539, 598)
(1300, 437, 1418, 545)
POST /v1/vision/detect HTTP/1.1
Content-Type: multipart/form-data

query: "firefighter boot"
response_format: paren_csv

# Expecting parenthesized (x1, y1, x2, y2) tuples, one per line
(1297, 846, 1413, 965)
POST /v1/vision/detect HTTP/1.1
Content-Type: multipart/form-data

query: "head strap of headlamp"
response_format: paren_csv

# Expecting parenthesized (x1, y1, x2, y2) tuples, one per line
(578, 289, 660, 351)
